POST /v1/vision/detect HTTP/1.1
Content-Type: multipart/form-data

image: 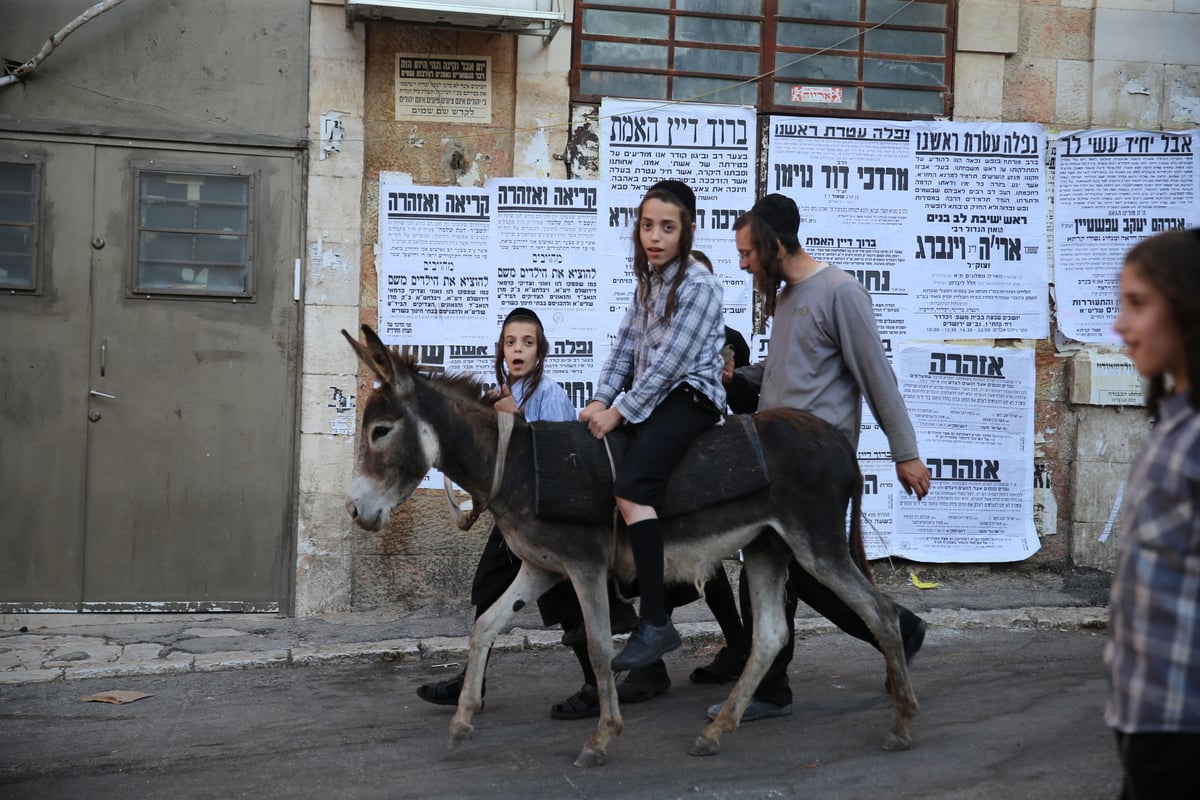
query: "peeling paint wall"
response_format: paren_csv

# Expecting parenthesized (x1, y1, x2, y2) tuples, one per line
(351, 24, 522, 608)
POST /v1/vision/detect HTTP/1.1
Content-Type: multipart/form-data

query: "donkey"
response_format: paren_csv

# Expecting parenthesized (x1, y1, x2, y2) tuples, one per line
(343, 325, 917, 768)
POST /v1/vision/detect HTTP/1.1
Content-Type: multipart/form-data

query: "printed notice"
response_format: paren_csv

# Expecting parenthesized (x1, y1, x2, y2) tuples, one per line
(599, 98, 757, 339)
(1053, 129, 1199, 343)
(767, 117, 1049, 340)
(378, 182, 493, 343)
(887, 344, 1038, 562)
(395, 54, 491, 123)
(491, 179, 602, 317)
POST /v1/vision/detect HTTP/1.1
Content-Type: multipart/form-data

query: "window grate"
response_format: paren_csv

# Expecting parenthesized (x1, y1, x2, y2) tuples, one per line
(133, 167, 255, 299)
(0, 157, 42, 293)
(572, 0, 953, 118)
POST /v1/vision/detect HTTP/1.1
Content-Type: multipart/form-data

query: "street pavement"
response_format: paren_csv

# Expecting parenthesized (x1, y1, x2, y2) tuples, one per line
(0, 568, 1120, 798)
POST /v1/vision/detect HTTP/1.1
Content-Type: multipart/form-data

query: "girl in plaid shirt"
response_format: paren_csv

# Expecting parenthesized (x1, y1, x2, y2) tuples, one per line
(580, 179, 726, 673)
(1106, 228, 1200, 799)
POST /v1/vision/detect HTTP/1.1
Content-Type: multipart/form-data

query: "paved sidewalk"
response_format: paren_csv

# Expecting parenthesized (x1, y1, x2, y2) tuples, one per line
(0, 567, 1110, 685)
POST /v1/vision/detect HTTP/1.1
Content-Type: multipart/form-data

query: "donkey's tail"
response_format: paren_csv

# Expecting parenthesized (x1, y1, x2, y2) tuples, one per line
(849, 469, 874, 584)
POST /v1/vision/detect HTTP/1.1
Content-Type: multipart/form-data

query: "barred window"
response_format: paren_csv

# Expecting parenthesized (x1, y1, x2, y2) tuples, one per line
(0, 156, 42, 292)
(573, 0, 953, 118)
(134, 166, 255, 299)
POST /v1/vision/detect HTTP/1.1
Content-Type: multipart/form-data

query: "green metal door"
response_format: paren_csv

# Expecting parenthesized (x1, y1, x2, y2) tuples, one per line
(0, 139, 93, 610)
(0, 137, 300, 612)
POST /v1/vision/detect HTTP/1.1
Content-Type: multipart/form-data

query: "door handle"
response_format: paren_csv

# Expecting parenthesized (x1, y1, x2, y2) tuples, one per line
(89, 389, 117, 400)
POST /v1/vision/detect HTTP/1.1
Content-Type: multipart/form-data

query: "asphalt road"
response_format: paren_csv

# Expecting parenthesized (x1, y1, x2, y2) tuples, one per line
(0, 626, 1120, 799)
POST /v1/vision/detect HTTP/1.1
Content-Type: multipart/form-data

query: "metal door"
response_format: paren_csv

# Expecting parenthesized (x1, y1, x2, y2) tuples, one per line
(0, 140, 93, 609)
(0, 137, 300, 612)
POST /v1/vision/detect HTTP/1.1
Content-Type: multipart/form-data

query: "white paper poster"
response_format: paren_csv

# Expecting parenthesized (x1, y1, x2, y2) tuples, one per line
(599, 98, 757, 338)
(378, 183, 493, 343)
(1053, 128, 1200, 343)
(379, 177, 608, 488)
(372, 115, 1058, 562)
(766, 117, 1049, 340)
(885, 344, 1038, 562)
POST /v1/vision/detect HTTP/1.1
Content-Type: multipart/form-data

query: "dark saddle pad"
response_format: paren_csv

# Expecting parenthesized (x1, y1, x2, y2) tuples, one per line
(529, 414, 770, 524)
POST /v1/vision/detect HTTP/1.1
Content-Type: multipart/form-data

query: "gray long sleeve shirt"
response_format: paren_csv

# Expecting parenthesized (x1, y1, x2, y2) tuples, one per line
(738, 263, 919, 461)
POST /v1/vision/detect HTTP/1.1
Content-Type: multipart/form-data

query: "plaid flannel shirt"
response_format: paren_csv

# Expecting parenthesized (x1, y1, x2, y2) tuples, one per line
(593, 256, 725, 424)
(1106, 391, 1200, 733)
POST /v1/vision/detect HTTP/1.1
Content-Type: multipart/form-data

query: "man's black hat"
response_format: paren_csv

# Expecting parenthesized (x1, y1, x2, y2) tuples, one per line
(751, 193, 800, 237)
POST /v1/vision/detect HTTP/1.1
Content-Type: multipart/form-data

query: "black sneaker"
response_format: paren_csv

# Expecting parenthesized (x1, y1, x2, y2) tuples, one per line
(550, 665, 671, 721)
(689, 646, 747, 685)
(705, 697, 792, 722)
(618, 660, 671, 702)
(416, 671, 485, 706)
(611, 619, 681, 672)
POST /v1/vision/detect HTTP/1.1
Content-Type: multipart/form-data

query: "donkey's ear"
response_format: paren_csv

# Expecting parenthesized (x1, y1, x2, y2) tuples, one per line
(343, 325, 399, 387)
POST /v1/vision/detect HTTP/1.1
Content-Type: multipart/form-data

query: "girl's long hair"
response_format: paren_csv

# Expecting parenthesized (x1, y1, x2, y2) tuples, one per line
(1123, 229, 1200, 415)
(493, 316, 549, 412)
(632, 186, 696, 321)
(733, 211, 787, 320)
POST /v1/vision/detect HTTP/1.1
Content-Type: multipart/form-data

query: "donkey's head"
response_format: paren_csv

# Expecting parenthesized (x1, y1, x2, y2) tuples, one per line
(342, 325, 440, 531)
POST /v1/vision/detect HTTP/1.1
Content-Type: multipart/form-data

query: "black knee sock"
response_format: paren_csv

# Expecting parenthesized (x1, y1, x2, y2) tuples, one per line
(704, 567, 748, 654)
(628, 518, 667, 626)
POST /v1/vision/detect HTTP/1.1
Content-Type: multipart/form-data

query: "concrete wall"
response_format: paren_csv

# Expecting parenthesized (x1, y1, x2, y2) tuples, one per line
(294, 0, 1200, 613)
(955, 0, 1200, 131)
(0, 0, 310, 143)
(349, 20, 524, 606)
(295, 0, 366, 615)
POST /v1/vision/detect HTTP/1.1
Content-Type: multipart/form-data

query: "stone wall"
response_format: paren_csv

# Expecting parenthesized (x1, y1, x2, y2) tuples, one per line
(293, 0, 1200, 613)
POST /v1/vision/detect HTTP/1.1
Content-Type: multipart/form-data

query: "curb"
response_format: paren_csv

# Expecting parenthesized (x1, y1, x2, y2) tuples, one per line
(0, 606, 1107, 686)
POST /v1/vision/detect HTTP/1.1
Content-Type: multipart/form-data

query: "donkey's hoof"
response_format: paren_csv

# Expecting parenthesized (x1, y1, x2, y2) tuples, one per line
(881, 732, 911, 752)
(689, 734, 721, 757)
(573, 746, 608, 768)
(448, 722, 475, 750)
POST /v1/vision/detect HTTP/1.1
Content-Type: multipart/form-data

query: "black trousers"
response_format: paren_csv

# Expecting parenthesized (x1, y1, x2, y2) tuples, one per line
(740, 557, 919, 706)
(613, 385, 721, 508)
(1114, 730, 1200, 799)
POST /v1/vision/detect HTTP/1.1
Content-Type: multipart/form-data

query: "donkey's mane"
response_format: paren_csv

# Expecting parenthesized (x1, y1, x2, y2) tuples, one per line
(392, 349, 492, 407)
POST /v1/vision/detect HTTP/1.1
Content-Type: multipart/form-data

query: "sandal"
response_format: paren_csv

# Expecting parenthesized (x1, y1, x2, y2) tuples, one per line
(550, 684, 600, 720)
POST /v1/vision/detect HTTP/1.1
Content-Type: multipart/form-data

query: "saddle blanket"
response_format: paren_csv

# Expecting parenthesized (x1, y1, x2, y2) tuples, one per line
(529, 414, 770, 524)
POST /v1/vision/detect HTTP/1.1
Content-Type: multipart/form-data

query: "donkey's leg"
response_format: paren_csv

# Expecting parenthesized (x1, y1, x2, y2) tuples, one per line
(568, 566, 622, 768)
(449, 562, 560, 750)
(792, 546, 918, 751)
(691, 542, 789, 757)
